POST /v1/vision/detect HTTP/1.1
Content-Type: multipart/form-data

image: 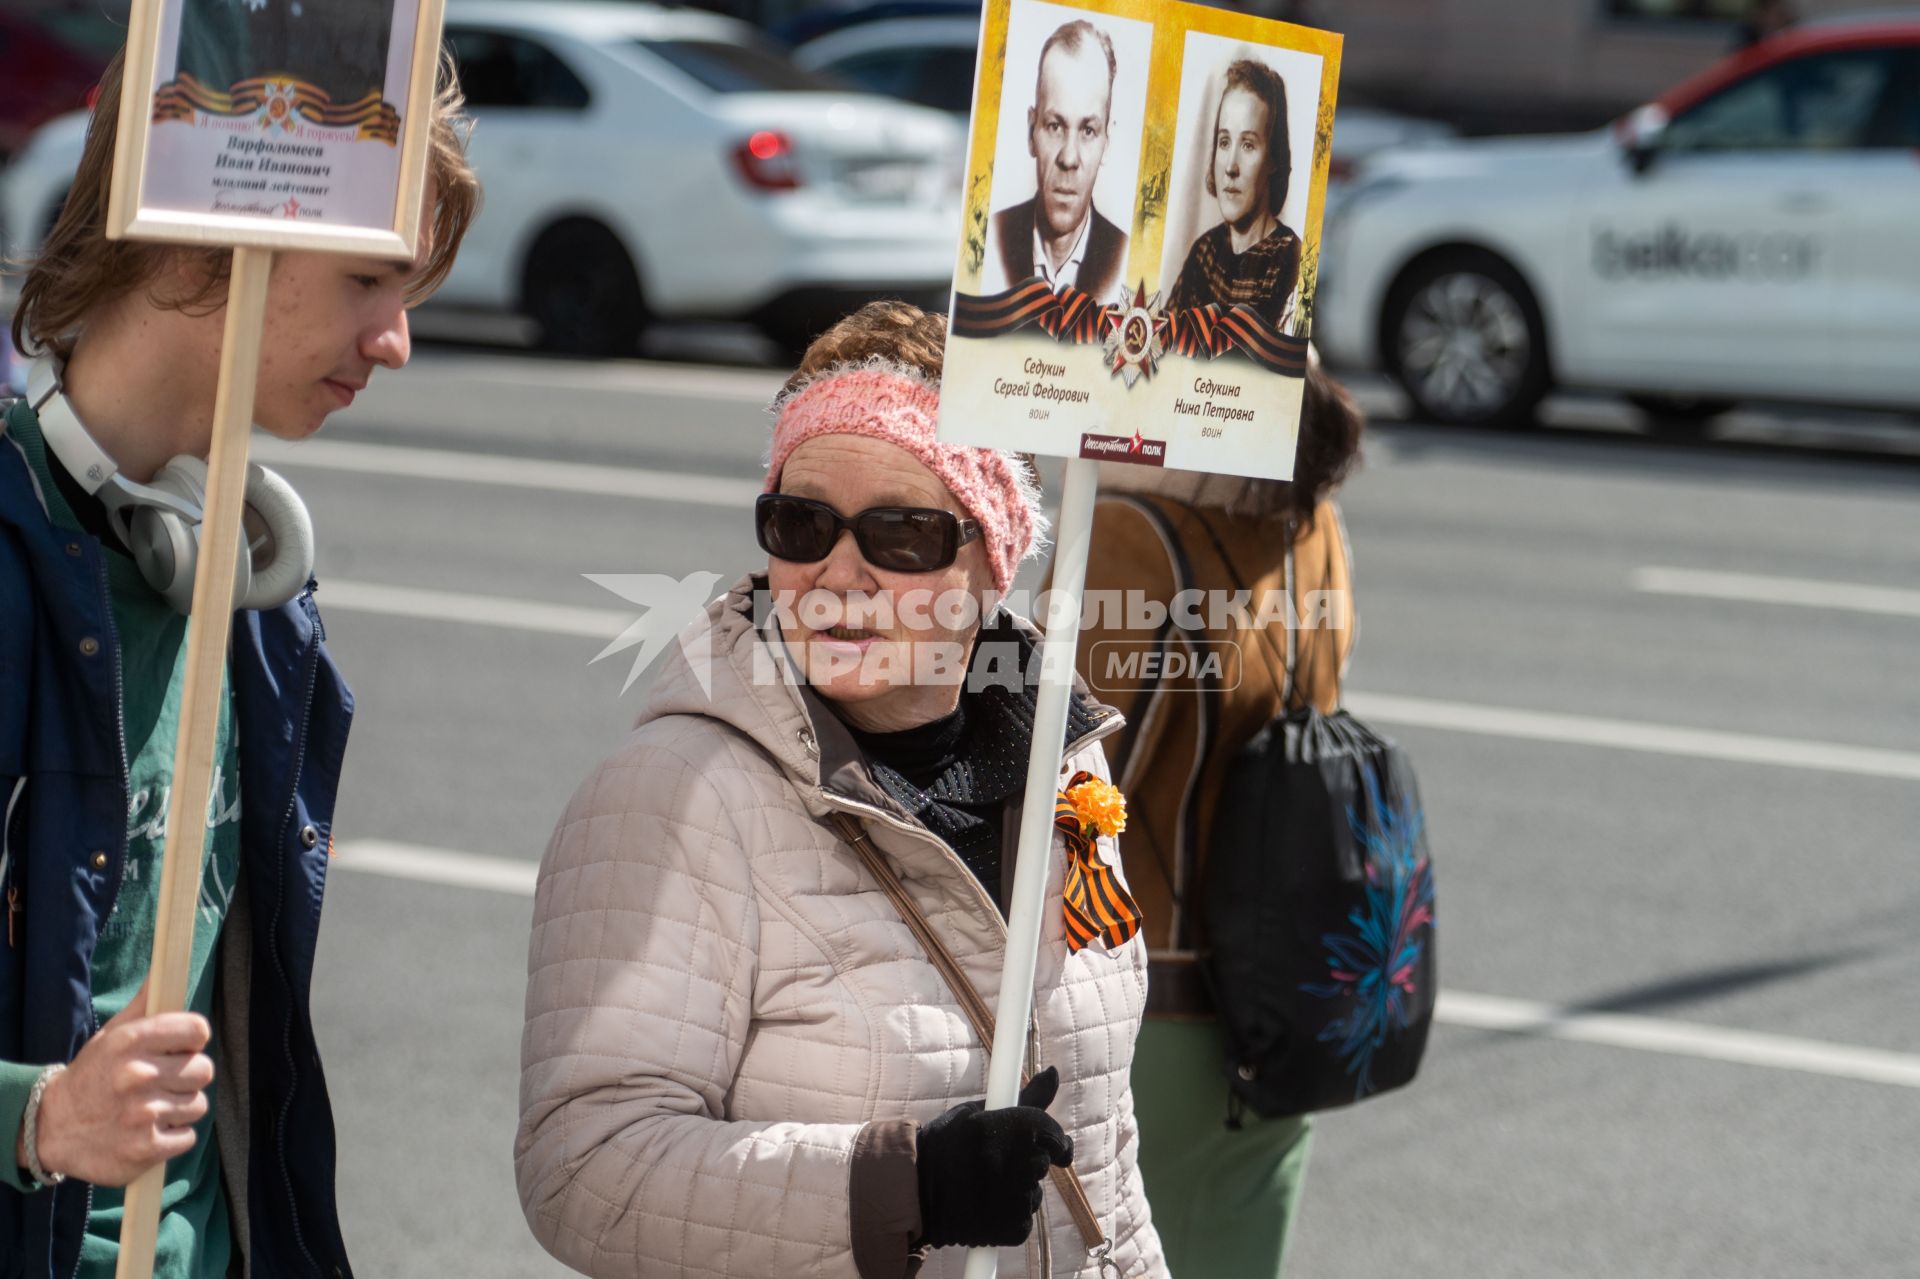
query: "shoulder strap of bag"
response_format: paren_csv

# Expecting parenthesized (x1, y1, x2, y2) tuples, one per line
(1305, 506, 1345, 708)
(1186, 507, 1341, 711)
(1097, 494, 1213, 950)
(1094, 494, 1201, 793)
(1326, 503, 1358, 691)
(829, 812, 1111, 1258)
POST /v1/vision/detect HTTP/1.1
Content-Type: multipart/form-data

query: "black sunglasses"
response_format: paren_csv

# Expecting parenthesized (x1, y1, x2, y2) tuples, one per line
(756, 493, 982, 573)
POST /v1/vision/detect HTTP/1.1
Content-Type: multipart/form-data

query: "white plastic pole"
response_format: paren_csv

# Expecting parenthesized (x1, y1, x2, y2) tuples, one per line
(964, 456, 1101, 1279)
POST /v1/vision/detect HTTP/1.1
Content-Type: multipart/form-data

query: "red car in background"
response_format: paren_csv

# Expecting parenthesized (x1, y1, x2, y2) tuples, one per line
(0, 7, 118, 160)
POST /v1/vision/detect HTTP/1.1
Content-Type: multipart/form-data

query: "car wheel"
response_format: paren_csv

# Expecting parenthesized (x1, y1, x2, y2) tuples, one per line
(1628, 394, 1734, 440)
(758, 306, 833, 363)
(523, 220, 646, 358)
(1384, 250, 1550, 429)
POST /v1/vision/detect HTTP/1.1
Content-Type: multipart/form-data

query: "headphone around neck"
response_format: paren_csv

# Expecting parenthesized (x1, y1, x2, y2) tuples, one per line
(28, 356, 316, 615)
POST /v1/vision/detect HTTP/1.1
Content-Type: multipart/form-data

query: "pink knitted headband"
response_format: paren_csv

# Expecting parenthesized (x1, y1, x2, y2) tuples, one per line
(764, 363, 1040, 594)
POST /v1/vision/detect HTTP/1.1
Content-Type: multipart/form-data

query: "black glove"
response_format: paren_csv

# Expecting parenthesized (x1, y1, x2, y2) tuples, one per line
(914, 1066, 1075, 1249)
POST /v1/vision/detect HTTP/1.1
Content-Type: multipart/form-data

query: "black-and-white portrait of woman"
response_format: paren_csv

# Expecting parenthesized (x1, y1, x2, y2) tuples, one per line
(1164, 49, 1314, 330)
(1166, 58, 1297, 324)
(177, 0, 396, 105)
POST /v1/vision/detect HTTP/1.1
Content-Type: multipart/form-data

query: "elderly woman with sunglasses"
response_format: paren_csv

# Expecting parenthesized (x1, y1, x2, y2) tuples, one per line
(515, 302, 1166, 1279)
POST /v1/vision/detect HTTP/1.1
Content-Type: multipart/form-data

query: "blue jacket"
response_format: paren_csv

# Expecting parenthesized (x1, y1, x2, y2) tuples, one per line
(0, 426, 356, 1279)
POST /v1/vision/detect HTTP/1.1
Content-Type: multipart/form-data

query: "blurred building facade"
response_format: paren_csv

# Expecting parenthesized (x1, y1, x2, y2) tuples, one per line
(12, 0, 1920, 141)
(732, 0, 1917, 131)
(1221, 0, 1920, 131)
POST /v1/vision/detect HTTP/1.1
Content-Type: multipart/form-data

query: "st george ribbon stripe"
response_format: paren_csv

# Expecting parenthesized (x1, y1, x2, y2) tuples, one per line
(153, 74, 402, 143)
(1165, 303, 1307, 375)
(954, 282, 1307, 375)
(954, 281, 1109, 344)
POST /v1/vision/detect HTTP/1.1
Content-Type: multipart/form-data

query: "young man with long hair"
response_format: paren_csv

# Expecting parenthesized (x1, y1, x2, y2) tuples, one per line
(1, 46, 479, 1279)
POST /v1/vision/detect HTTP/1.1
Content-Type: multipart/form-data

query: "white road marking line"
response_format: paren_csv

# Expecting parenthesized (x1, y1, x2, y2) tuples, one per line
(1634, 566, 1920, 620)
(331, 839, 1920, 1089)
(405, 351, 781, 402)
(315, 578, 1920, 779)
(334, 839, 539, 896)
(1345, 692, 1920, 783)
(1437, 991, 1920, 1090)
(320, 580, 630, 638)
(252, 436, 762, 507)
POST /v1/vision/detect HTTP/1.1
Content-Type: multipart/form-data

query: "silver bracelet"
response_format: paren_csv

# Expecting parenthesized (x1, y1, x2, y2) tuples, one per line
(21, 1064, 66, 1190)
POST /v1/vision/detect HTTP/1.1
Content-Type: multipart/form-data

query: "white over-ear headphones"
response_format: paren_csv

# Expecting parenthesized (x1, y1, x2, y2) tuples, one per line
(28, 357, 316, 614)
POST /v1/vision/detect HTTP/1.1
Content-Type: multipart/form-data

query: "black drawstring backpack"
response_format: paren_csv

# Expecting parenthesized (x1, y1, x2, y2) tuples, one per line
(1205, 701, 1436, 1117)
(1117, 496, 1437, 1120)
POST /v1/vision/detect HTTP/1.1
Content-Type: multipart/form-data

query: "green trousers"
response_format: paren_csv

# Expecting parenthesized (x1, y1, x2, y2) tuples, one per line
(1132, 1019, 1313, 1279)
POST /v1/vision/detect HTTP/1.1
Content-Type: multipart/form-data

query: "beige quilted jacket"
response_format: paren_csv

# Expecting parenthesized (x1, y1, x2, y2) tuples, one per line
(517, 577, 1166, 1279)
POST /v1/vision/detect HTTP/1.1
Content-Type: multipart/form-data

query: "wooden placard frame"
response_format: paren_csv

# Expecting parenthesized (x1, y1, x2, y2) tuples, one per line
(106, 0, 446, 260)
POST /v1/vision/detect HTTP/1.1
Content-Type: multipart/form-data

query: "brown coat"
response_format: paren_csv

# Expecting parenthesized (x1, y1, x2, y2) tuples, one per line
(1071, 479, 1355, 1012)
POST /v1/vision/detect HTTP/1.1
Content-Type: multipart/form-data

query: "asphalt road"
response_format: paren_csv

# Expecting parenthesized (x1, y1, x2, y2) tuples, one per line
(267, 340, 1920, 1279)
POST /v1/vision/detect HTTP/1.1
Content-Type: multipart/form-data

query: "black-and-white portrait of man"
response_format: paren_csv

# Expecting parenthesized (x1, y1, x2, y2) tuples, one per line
(983, 18, 1130, 301)
(177, 0, 395, 105)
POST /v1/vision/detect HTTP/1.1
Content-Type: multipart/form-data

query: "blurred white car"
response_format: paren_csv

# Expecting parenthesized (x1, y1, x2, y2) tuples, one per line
(793, 15, 1453, 175)
(1319, 98, 1454, 181)
(443, 2, 965, 354)
(1, 107, 87, 260)
(2, 1, 967, 356)
(1315, 19, 1920, 430)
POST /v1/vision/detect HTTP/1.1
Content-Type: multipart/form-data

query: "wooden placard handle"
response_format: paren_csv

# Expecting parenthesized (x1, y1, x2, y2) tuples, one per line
(115, 245, 274, 1279)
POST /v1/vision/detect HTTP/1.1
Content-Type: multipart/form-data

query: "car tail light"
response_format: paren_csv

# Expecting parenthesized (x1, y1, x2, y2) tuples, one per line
(733, 130, 800, 192)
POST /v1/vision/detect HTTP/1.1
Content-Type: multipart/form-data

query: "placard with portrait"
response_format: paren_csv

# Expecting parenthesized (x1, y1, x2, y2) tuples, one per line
(108, 0, 445, 259)
(939, 0, 1341, 480)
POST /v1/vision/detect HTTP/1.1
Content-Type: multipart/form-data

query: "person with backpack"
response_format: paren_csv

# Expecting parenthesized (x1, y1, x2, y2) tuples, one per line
(1070, 359, 1365, 1276)
(1, 48, 479, 1279)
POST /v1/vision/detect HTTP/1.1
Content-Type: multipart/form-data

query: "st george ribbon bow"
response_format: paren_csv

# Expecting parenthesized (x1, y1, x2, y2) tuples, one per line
(1056, 772, 1143, 953)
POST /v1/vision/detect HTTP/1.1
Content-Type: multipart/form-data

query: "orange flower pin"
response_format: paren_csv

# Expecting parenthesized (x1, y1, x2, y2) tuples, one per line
(1063, 776, 1127, 840)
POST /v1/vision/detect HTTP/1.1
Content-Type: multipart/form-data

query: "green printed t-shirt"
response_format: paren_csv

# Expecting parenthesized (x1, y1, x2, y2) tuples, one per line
(2, 401, 242, 1279)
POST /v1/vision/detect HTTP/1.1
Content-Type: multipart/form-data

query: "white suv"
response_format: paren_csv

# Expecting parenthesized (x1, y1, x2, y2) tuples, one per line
(1315, 20, 1920, 431)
